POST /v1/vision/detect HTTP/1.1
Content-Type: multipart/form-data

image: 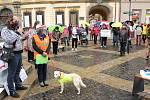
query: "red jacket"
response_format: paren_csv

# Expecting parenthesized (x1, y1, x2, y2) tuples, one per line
(93, 27, 99, 36)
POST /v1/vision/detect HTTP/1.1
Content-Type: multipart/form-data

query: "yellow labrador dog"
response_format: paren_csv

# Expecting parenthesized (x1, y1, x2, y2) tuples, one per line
(54, 71, 86, 94)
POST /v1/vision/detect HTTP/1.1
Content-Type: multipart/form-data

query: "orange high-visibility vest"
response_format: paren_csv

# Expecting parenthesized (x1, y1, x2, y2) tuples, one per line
(33, 34, 49, 60)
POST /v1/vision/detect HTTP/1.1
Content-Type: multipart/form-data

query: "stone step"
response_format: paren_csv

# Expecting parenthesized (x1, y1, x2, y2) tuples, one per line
(0, 60, 35, 100)
(137, 91, 150, 100)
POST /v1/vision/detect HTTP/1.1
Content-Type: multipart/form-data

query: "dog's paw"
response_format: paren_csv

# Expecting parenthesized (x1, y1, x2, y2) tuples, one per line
(59, 91, 63, 94)
(77, 92, 80, 95)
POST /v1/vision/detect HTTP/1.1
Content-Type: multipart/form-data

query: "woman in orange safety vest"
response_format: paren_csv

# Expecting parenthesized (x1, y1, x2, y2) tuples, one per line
(32, 24, 51, 87)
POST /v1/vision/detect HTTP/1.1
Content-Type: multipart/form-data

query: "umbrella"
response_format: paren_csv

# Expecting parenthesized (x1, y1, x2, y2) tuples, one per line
(81, 20, 90, 27)
(111, 22, 122, 27)
(100, 20, 109, 25)
(125, 20, 134, 26)
(48, 25, 64, 33)
(109, 22, 114, 28)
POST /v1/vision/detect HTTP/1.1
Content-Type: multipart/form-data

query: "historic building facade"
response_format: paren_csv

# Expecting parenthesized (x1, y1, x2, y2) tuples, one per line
(0, 0, 150, 28)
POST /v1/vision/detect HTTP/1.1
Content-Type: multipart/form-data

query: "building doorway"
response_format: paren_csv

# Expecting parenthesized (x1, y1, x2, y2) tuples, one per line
(0, 8, 13, 32)
(89, 5, 110, 21)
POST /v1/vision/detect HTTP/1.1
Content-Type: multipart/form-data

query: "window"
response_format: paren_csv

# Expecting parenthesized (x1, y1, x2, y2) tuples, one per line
(23, 12, 32, 27)
(132, 9, 141, 23)
(55, 12, 64, 25)
(36, 11, 44, 25)
(0, 8, 13, 26)
(146, 9, 150, 24)
(69, 11, 78, 26)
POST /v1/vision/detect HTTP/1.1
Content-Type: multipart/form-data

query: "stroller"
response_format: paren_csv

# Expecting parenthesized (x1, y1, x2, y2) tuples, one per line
(80, 30, 88, 45)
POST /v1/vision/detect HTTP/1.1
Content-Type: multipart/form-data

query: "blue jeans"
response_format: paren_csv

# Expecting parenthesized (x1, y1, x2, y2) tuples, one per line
(7, 53, 22, 92)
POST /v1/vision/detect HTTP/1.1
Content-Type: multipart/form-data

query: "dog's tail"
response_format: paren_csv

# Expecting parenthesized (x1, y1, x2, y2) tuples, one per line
(80, 79, 86, 88)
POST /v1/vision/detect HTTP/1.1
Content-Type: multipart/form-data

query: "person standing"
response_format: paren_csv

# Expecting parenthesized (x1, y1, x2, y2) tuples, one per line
(142, 23, 148, 44)
(119, 26, 129, 56)
(62, 25, 69, 46)
(72, 26, 78, 51)
(68, 24, 72, 41)
(1, 16, 28, 98)
(27, 21, 40, 62)
(51, 26, 61, 55)
(101, 24, 108, 48)
(85, 24, 89, 35)
(145, 25, 150, 60)
(93, 24, 99, 44)
(112, 27, 120, 47)
(135, 25, 142, 46)
(32, 24, 51, 87)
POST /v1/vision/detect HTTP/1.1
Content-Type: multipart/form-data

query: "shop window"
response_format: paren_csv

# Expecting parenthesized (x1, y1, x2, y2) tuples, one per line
(69, 11, 79, 26)
(36, 11, 44, 25)
(23, 12, 32, 27)
(132, 9, 141, 23)
(146, 9, 150, 24)
(55, 12, 64, 25)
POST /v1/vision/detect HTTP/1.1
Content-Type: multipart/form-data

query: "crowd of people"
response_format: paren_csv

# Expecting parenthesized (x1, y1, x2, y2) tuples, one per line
(1, 14, 150, 98)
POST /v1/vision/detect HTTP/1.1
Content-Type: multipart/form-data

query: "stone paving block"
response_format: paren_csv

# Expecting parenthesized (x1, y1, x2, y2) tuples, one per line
(102, 57, 150, 85)
(95, 45, 145, 53)
(23, 79, 135, 100)
(53, 50, 119, 68)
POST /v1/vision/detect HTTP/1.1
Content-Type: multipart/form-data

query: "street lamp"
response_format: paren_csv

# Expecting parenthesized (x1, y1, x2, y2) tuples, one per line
(129, 0, 131, 21)
(115, 0, 117, 22)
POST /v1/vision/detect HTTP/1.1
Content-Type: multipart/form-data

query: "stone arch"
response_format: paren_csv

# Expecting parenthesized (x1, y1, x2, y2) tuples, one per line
(0, 8, 13, 16)
(0, 8, 13, 31)
(89, 5, 110, 21)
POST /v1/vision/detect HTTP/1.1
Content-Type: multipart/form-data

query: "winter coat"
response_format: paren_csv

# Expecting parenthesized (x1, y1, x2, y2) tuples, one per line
(93, 27, 99, 36)
(62, 27, 69, 38)
(119, 29, 128, 42)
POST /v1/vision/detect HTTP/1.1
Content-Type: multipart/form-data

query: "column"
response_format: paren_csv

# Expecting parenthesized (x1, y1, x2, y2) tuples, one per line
(32, 8, 36, 27)
(65, 8, 69, 26)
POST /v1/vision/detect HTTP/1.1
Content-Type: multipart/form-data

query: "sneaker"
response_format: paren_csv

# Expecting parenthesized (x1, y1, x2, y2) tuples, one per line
(16, 86, 28, 90)
(104, 46, 107, 48)
(39, 82, 44, 87)
(43, 81, 49, 86)
(72, 48, 74, 51)
(75, 48, 77, 51)
(146, 56, 149, 60)
(10, 91, 20, 98)
(100, 46, 103, 48)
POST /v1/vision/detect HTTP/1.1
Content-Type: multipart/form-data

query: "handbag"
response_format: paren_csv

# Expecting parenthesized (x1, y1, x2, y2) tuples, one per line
(1, 47, 14, 62)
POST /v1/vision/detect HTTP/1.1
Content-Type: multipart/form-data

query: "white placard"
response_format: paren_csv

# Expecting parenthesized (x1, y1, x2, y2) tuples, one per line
(100, 30, 111, 37)
(57, 14, 63, 24)
(37, 15, 43, 24)
(24, 16, 30, 27)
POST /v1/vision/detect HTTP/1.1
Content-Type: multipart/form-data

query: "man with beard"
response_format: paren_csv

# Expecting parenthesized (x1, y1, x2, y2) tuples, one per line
(1, 16, 28, 98)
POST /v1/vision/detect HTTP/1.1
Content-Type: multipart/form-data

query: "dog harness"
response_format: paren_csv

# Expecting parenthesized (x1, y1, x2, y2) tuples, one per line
(58, 72, 73, 84)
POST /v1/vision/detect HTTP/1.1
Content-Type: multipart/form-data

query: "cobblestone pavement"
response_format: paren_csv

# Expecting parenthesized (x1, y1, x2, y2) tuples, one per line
(23, 41, 149, 100)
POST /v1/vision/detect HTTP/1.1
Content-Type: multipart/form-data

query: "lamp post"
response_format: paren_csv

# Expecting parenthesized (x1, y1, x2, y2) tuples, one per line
(115, 0, 117, 22)
(129, 0, 131, 21)
(119, 0, 121, 22)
